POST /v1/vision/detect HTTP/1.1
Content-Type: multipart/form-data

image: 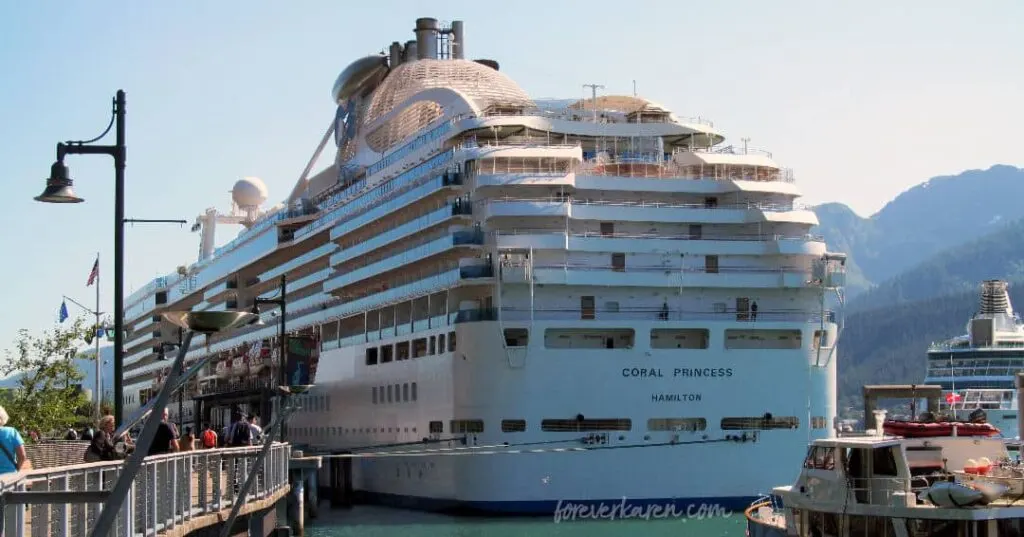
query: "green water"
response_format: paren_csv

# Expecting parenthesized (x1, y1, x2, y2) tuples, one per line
(307, 506, 747, 537)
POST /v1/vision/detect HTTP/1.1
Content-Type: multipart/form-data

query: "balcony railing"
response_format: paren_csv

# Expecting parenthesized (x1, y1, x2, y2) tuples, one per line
(454, 306, 834, 324)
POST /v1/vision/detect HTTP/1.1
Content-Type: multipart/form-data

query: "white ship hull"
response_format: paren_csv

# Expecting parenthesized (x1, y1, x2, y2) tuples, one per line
(290, 320, 837, 512)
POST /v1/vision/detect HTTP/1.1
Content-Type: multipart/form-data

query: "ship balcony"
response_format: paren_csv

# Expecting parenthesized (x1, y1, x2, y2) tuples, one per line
(500, 263, 816, 289)
(329, 206, 469, 267)
(455, 306, 834, 325)
(327, 170, 458, 243)
(257, 243, 336, 285)
(255, 268, 331, 301)
(324, 233, 482, 294)
(480, 198, 817, 225)
(495, 231, 825, 256)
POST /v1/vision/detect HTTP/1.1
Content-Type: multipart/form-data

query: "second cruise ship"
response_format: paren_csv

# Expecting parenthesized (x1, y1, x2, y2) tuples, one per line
(120, 16, 847, 512)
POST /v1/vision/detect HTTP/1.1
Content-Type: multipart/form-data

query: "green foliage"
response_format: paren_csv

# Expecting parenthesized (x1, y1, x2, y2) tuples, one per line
(0, 317, 93, 435)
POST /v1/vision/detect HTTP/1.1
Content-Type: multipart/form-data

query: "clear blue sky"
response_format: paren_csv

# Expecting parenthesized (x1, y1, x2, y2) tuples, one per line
(0, 1, 1021, 350)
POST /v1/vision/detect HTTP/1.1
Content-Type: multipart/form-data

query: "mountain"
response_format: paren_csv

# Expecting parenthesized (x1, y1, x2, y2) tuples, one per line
(813, 165, 1024, 296)
(0, 345, 115, 400)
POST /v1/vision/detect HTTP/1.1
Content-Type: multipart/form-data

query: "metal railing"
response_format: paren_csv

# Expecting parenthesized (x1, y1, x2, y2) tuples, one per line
(496, 229, 825, 243)
(481, 196, 807, 212)
(455, 306, 835, 324)
(1, 443, 290, 537)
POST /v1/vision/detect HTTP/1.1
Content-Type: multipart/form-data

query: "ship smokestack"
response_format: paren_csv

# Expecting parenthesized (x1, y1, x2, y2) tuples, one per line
(451, 20, 465, 59)
(389, 41, 402, 68)
(403, 40, 418, 63)
(415, 17, 438, 60)
(979, 280, 1011, 315)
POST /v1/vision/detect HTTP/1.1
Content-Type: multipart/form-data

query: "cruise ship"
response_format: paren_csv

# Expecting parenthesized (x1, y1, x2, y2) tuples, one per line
(121, 17, 847, 513)
(924, 280, 1024, 439)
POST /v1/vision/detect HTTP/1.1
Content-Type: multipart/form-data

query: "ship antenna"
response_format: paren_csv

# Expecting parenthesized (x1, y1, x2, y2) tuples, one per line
(581, 83, 604, 122)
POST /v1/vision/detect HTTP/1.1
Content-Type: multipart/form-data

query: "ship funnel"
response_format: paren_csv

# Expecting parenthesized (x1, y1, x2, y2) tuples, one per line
(389, 41, 402, 67)
(979, 280, 1011, 315)
(403, 40, 418, 63)
(415, 17, 438, 60)
(451, 20, 465, 59)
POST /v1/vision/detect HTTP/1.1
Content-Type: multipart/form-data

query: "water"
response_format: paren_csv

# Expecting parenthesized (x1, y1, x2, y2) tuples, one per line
(307, 506, 747, 537)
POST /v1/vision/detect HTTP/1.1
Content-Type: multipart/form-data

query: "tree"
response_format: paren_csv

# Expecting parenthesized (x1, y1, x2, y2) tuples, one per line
(0, 317, 93, 435)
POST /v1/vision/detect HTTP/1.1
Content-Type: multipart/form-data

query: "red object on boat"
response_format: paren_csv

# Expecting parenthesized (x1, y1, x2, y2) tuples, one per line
(882, 421, 1001, 438)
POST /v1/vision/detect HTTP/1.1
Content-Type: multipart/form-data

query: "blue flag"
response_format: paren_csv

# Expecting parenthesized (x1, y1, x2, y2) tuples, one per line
(59, 300, 69, 323)
(96, 327, 105, 338)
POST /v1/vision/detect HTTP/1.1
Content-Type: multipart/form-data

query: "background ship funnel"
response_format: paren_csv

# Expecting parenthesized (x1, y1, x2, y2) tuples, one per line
(415, 17, 439, 60)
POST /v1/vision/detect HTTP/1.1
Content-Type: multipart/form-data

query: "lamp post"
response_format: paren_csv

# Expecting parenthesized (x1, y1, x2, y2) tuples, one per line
(157, 327, 185, 430)
(35, 90, 128, 425)
(252, 274, 287, 440)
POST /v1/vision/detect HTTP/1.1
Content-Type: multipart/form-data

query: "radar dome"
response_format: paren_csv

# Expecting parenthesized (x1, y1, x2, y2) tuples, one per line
(232, 177, 268, 208)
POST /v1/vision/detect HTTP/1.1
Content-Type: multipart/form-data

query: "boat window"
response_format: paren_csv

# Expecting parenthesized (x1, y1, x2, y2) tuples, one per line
(450, 420, 484, 434)
(721, 416, 800, 430)
(647, 418, 706, 432)
(402, 383, 409, 402)
(650, 329, 709, 349)
(438, 334, 445, 353)
(429, 421, 443, 434)
(501, 419, 526, 432)
(365, 347, 379, 366)
(412, 338, 427, 357)
(429, 336, 436, 355)
(802, 446, 835, 470)
(396, 341, 410, 360)
(544, 328, 635, 349)
(724, 329, 802, 350)
(448, 332, 456, 352)
(504, 328, 529, 347)
(541, 419, 631, 432)
(872, 446, 899, 476)
(382, 344, 394, 363)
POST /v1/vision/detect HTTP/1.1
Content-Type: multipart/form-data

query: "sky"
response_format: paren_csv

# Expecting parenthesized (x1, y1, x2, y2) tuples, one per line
(0, 1, 1021, 350)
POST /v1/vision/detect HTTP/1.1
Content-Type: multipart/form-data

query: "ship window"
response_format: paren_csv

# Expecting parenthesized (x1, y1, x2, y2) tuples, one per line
(504, 328, 528, 347)
(412, 338, 427, 357)
(704, 255, 719, 274)
(411, 382, 417, 401)
(647, 418, 707, 432)
(873, 447, 899, 476)
(803, 446, 835, 470)
(501, 419, 527, 432)
(402, 383, 409, 402)
(541, 419, 632, 432)
(448, 332, 456, 352)
(724, 329, 802, 350)
(396, 341, 410, 360)
(429, 336, 436, 355)
(429, 421, 443, 434)
(689, 224, 702, 239)
(721, 416, 800, 430)
(611, 253, 626, 272)
(650, 329, 709, 349)
(365, 347, 379, 366)
(811, 416, 828, 429)
(382, 344, 394, 363)
(450, 420, 484, 434)
(545, 328, 634, 349)
(386, 385, 393, 403)
(600, 222, 614, 236)
(581, 296, 595, 320)
(438, 334, 446, 353)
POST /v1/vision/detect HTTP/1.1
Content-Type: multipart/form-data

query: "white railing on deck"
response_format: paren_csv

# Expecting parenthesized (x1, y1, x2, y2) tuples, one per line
(1, 443, 290, 537)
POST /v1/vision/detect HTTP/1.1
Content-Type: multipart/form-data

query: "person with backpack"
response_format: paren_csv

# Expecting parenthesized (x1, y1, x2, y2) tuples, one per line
(228, 412, 252, 447)
(200, 424, 218, 449)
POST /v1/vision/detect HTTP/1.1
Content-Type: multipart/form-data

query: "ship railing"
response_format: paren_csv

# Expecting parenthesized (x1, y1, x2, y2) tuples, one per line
(497, 229, 824, 243)
(455, 306, 834, 324)
(482, 196, 808, 212)
(845, 476, 922, 506)
(461, 107, 716, 128)
(578, 157, 794, 183)
(710, 145, 774, 158)
(466, 139, 582, 150)
(507, 262, 811, 274)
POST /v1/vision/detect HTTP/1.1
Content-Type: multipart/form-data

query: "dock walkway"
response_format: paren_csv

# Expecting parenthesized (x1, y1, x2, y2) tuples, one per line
(0, 442, 291, 537)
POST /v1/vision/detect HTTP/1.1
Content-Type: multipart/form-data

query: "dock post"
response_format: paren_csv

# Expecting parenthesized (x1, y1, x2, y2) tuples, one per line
(306, 470, 319, 519)
(289, 470, 305, 536)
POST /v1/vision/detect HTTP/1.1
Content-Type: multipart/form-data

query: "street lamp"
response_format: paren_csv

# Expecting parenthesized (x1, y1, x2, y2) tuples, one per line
(251, 274, 287, 440)
(35, 90, 129, 425)
(157, 328, 185, 430)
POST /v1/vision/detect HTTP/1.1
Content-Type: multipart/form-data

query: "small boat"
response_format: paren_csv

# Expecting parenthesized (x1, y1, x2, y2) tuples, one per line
(883, 420, 1001, 438)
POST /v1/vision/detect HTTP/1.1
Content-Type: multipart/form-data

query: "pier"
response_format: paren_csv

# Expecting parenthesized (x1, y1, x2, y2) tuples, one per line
(0, 441, 316, 537)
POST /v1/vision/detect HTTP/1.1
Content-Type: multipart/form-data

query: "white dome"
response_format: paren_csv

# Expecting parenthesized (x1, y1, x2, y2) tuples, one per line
(232, 177, 268, 208)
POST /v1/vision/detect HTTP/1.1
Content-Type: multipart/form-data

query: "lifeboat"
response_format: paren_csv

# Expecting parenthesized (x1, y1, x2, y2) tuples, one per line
(883, 420, 1001, 438)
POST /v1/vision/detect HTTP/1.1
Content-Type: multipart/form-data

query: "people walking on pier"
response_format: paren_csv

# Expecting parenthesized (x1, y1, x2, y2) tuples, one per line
(201, 424, 218, 448)
(180, 426, 195, 451)
(85, 415, 131, 461)
(228, 412, 253, 447)
(147, 408, 180, 456)
(0, 406, 29, 474)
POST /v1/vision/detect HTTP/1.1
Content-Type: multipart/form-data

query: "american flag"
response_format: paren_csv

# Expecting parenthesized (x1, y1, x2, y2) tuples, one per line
(87, 258, 99, 286)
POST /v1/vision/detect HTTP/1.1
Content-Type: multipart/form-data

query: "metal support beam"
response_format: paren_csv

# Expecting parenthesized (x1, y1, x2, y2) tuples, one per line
(89, 331, 194, 537)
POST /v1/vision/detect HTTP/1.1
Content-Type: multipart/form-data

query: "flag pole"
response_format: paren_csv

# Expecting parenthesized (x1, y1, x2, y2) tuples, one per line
(95, 252, 102, 422)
